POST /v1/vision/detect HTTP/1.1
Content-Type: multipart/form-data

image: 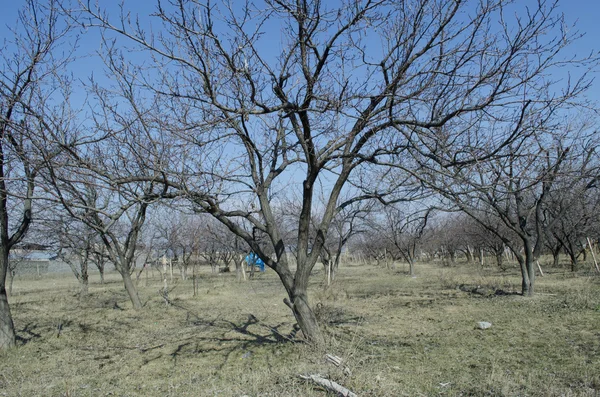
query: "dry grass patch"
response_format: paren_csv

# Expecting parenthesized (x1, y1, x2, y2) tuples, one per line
(1, 262, 599, 396)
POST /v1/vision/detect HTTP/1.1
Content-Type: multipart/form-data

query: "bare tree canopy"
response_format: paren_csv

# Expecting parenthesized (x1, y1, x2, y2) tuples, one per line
(0, 0, 597, 349)
(64, 0, 598, 343)
(0, 0, 76, 349)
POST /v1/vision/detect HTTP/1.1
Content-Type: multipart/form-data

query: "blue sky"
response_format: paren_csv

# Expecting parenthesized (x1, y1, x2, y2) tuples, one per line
(1, 0, 599, 110)
(2, 0, 599, 87)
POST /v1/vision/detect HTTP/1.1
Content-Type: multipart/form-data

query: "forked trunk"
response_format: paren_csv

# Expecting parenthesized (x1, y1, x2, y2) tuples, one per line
(0, 250, 16, 348)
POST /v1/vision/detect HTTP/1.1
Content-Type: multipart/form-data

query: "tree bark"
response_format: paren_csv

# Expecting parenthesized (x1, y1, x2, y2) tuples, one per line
(552, 250, 560, 267)
(408, 260, 415, 277)
(8, 269, 15, 296)
(0, 249, 16, 348)
(121, 269, 142, 309)
(525, 255, 535, 296)
(286, 290, 323, 345)
(495, 244, 505, 269)
(80, 259, 89, 297)
(516, 255, 531, 296)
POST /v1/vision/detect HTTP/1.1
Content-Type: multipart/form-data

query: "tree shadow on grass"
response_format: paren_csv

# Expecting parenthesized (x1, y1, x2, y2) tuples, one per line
(16, 322, 42, 345)
(166, 302, 301, 370)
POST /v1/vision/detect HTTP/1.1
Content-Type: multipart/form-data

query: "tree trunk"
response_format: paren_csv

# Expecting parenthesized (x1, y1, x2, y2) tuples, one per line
(408, 260, 415, 277)
(495, 248, 504, 269)
(80, 277, 89, 297)
(0, 249, 16, 348)
(552, 250, 560, 267)
(97, 263, 105, 284)
(278, 259, 324, 345)
(121, 268, 142, 309)
(8, 269, 15, 296)
(519, 240, 536, 297)
(569, 252, 579, 272)
(332, 255, 341, 283)
(80, 260, 89, 297)
(287, 290, 323, 345)
(525, 255, 535, 296)
(516, 255, 531, 296)
(465, 245, 474, 263)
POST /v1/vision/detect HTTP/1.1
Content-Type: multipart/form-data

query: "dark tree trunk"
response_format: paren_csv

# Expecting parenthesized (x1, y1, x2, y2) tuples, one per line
(552, 250, 560, 267)
(291, 292, 321, 341)
(516, 254, 531, 296)
(0, 249, 16, 348)
(495, 247, 504, 269)
(278, 257, 324, 345)
(569, 252, 579, 272)
(284, 288, 323, 345)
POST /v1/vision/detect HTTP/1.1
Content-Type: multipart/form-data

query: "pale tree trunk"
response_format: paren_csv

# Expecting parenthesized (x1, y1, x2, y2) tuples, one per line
(121, 268, 142, 309)
(78, 257, 89, 298)
(466, 245, 474, 263)
(0, 248, 16, 348)
(525, 255, 535, 296)
(192, 263, 198, 296)
(8, 269, 15, 296)
(80, 275, 89, 297)
(81, 254, 89, 296)
(515, 241, 536, 297)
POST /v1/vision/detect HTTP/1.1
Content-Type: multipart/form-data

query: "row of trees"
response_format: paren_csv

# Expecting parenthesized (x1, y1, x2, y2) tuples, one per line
(1, 0, 598, 348)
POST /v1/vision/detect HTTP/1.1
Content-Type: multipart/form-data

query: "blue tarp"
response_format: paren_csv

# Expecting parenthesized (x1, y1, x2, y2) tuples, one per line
(245, 252, 265, 272)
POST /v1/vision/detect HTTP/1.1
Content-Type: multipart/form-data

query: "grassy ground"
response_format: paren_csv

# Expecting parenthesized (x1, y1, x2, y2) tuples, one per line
(1, 261, 599, 396)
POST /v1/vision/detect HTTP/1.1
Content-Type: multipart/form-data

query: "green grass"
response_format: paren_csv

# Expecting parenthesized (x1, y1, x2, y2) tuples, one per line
(1, 261, 599, 396)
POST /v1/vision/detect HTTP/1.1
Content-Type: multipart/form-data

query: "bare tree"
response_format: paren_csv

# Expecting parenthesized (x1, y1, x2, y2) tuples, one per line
(321, 200, 372, 285)
(374, 203, 433, 276)
(544, 152, 600, 271)
(41, 99, 180, 309)
(77, 0, 594, 343)
(0, 0, 76, 348)
(430, 121, 598, 295)
(55, 217, 95, 297)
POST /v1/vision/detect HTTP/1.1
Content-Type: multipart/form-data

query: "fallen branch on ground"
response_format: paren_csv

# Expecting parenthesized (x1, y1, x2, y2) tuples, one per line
(326, 354, 352, 376)
(298, 374, 357, 397)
